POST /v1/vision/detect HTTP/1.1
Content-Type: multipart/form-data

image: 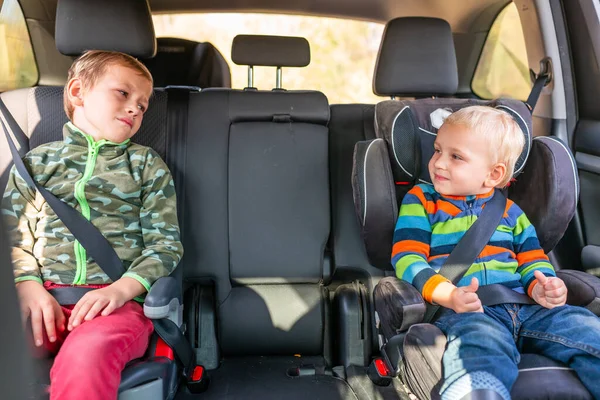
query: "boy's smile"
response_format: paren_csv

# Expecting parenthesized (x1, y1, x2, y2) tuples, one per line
(69, 65, 153, 143)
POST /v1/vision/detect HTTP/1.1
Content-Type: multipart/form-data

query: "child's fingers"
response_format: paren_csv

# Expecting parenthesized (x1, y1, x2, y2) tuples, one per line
(100, 300, 118, 317)
(30, 308, 44, 347)
(545, 287, 567, 301)
(69, 298, 94, 329)
(83, 298, 109, 321)
(41, 303, 57, 343)
(534, 271, 549, 286)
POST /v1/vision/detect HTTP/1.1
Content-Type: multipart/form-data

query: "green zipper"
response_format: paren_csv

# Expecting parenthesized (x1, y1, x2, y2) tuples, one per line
(72, 135, 106, 284)
(67, 124, 130, 284)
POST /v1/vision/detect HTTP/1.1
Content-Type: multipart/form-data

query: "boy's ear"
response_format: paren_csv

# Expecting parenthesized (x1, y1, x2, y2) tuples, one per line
(486, 163, 507, 188)
(67, 78, 84, 107)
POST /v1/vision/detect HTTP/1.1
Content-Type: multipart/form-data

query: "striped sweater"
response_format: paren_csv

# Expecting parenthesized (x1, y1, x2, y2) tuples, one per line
(392, 184, 555, 303)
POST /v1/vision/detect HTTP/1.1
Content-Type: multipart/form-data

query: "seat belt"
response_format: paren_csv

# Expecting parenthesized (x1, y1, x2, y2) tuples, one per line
(423, 190, 533, 323)
(525, 72, 550, 112)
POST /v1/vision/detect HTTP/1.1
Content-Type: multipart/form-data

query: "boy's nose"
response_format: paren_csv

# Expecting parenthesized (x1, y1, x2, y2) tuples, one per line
(433, 156, 445, 169)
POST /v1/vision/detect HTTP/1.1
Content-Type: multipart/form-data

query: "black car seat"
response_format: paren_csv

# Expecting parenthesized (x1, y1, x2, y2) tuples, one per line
(351, 16, 599, 400)
(142, 37, 231, 89)
(0, 1, 200, 399)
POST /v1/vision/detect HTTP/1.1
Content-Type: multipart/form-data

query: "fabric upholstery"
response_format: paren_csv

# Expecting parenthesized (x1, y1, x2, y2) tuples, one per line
(55, 0, 156, 58)
(373, 17, 458, 97)
(232, 35, 310, 67)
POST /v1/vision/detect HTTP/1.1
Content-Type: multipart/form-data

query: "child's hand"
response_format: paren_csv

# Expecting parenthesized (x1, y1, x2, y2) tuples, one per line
(531, 270, 567, 309)
(67, 285, 129, 330)
(68, 277, 145, 330)
(16, 280, 66, 347)
(449, 277, 484, 313)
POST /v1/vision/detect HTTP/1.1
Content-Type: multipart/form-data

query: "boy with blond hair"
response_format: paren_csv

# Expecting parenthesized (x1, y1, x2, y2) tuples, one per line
(1, 50, 183, 400)
(388, 106, 600, 399)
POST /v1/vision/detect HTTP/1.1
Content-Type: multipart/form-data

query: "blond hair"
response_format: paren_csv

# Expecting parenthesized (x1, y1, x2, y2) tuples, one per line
(443, 106, 525, 188)
(64, 50, 153, 119)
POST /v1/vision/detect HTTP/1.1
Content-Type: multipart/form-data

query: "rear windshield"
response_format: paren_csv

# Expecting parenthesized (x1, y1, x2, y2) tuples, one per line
(152, 13, 385, 104)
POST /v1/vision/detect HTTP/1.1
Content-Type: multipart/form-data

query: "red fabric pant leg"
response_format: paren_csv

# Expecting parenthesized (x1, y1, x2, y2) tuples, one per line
(48, 301, 154, 400)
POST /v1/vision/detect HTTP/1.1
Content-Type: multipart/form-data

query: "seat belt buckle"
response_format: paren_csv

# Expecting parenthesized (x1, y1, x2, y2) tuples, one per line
(187, 365, 209, 394)
(368, 358, 393, 386)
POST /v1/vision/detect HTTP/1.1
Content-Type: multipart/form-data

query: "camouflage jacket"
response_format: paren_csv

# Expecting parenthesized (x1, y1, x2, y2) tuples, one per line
(1, 122, 183, 291)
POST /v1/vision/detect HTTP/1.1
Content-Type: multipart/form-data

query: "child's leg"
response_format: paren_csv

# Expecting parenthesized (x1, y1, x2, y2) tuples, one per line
(435, 306, 520, 400)
(519, 304, 600, 398)
(49, 301, 154, 400)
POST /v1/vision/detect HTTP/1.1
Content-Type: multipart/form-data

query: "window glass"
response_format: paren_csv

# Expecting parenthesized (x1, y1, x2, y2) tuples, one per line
(471, 3, 531, 100)
(152, 13, 385, 104)
(0, 0, 38, 92)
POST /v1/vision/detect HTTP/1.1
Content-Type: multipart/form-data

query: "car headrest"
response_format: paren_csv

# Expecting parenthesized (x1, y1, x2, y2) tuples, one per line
(231, 35, 310, 67)
(374, 98, 532, 185)
(373, 17, 458, 97)
(142, 38, 232, 89)
(55, 0, 156, 58)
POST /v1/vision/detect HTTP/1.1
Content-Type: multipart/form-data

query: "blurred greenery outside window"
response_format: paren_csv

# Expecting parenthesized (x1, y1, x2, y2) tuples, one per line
(152, 13, 385, 104)
(471, 3, 531, 101)
(0, 0, 38, 92)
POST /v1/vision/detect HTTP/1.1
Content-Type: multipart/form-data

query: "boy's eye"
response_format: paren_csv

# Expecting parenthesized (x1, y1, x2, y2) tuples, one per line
(119, 90, 128, 97)
(452, 154, 463, 160)
(434, 148, 441, 153)
(137, 104, 147, 112)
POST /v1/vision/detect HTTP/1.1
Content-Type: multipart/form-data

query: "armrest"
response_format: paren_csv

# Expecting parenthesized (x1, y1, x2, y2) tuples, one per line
(557, 269, 600, 316)
(373, 277, 426, 340)
(144, 276, 183, 326)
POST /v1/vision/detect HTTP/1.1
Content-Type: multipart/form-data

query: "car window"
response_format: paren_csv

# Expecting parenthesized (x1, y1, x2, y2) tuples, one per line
(471, 3, 531, 101)
(152, 13, 385, 104)
(0, 0, 38, 92)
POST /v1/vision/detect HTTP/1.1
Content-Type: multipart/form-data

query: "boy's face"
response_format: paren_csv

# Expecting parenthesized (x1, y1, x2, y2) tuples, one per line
(428, 123, 504, 196)
(69, 64, 152, 143)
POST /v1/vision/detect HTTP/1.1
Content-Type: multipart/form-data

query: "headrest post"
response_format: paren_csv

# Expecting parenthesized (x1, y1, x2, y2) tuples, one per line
(247, 66, 254, 88)
(390, 95, 396, 100)
(275, 67, 283, 89)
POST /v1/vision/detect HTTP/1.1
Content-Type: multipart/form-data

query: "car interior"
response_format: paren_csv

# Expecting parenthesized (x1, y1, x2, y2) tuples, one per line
(1, 0, 600, 399)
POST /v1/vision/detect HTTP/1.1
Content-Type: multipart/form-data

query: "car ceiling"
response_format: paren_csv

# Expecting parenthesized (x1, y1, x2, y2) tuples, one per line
(21, 0, 510, 33)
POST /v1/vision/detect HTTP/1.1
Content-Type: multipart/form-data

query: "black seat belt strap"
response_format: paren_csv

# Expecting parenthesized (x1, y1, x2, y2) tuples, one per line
(526, 73, 550, 112)
(423, 190, 507, 322)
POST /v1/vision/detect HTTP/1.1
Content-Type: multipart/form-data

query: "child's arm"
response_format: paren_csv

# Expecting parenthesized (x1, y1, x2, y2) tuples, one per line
(3, 164, 67, 344)
(512, 202, 567, 307)
(393, 186, 482, 313)
(119, 149, 183, 292)
(1, 164, 43, 284)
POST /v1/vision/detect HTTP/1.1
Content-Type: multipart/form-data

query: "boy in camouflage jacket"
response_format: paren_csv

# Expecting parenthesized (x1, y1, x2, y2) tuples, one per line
(1, 50, 183, 400)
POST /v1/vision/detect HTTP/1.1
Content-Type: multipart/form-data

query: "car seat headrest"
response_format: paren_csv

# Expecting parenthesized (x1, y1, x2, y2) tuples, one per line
(231, 35, 310, 67)
(373, 17, 458, 97)
(142, 38, 232, 89)
(55, 0, 156, 58)
(374, 98, 532, 185)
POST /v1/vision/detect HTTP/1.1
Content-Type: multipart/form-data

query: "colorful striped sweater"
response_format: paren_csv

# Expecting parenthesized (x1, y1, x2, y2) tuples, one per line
(392, 184, 555, 303)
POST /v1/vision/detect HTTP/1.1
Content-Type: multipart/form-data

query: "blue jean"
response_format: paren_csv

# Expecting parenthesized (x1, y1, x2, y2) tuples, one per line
(434, 303, 600, 399)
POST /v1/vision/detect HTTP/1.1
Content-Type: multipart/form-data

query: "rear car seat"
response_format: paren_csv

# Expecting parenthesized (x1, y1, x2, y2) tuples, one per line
(351, 16, 597, 400)
(142, 37, 231, 89)
(177, 35, 364, 399)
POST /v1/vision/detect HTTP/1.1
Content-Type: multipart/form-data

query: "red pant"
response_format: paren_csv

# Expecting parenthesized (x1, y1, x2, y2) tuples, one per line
(36, 287, 154, 400)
